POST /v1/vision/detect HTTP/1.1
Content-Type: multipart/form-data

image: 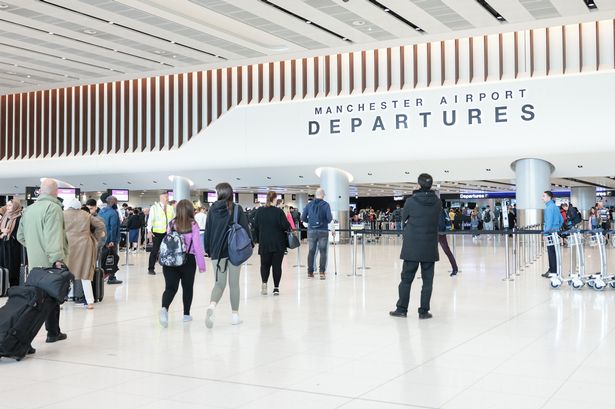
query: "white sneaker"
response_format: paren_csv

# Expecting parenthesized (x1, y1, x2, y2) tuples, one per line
(183, 315, 192, 322)
(205, 306, 215, 329)
(261, 283, 267, 295)
(231, 313, 243, 325)
(159, 308, 168, 328)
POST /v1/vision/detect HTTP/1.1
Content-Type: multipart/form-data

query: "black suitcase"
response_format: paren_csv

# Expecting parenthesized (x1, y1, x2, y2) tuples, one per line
(0, 267, 8, 297)
(19, 248, 28, 286)
(0, 286, 56, 361)
(92, 267, 104, 302)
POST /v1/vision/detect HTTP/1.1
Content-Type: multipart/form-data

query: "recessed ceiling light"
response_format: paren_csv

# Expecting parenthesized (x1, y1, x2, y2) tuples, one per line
(0, 4, 9, 9)
(170, 40, 176, 44)
(404, 171, 410, 175)
(384, 8, 390, 12)
(236, 177, 241, 180)
(83, 29, 97, 35)
(352, 20, 365, 26)
(266, 177, 271, 180)
(444, 170, 450, 173)
(415, 27, 422, 31)
(486, 168, 492, 171)
(108, 21, 114, 24)
(305, 20, 312, 24)
(577, 165, 583, 168)
(368, 172, 373, 176)
(207, 178, 212, 181)
(298, 175, 303, 178)
(26, 75, 31, 78)
(102, 182, 107, 185)
(48, 32, 54, 35)
(61, 57, 66, 60)
(153, 180, 158, 183)
(154, 50, 167, 55)
(20, 80, 24, 83)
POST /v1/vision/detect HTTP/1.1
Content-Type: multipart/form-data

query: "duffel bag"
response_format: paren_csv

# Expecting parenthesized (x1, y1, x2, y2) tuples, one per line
(25, 267, 74, 303)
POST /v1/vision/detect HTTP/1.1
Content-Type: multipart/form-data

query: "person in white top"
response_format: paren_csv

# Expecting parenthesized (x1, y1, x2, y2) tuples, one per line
(194, 207, 207, 249)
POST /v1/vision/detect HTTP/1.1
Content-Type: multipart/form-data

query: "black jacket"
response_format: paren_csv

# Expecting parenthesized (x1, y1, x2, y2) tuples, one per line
(125, 214, 142, 230)
(400, 189, 441, 262)
(204, 201, 252, 260)
(253, 206, 290, 255)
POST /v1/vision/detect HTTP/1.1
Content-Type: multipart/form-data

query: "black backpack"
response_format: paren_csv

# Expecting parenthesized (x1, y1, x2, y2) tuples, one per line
(483, 211, 491, 223)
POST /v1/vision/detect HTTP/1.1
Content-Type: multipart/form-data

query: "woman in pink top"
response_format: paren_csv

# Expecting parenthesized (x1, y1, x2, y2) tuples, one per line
(283, 205, 296, 230)
(159, 199, 206, 327)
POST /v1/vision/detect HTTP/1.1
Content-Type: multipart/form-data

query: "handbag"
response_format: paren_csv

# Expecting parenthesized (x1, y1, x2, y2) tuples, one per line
(287, 230, 300, 249)
(25, 267, 74, 303)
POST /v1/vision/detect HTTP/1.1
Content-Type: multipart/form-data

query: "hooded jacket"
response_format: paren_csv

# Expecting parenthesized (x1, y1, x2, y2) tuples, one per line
(204, 200, 252, 260)
(99, 205, 120, 245)
(17, 194, 69, 268)
(400, 189, 442, 262)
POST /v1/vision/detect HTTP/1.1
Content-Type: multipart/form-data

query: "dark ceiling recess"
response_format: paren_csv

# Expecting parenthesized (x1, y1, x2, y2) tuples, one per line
(475, 0, 507, 22)
(564, 177, 610, 189)
(367, 0, 425, 33)
(259, 0, 352, 42)
(481, 180, 515, 187)
(583, 0, 598, 10)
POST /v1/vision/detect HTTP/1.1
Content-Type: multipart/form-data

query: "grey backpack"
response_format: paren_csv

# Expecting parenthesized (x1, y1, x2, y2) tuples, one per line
(159, 223, 192, 267)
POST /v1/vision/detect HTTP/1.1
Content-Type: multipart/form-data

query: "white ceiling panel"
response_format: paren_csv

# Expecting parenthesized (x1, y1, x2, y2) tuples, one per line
(0, 0, 612, 94)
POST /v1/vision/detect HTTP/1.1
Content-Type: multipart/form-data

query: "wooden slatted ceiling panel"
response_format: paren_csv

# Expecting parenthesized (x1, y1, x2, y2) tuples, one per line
(1, 19, 614, 160)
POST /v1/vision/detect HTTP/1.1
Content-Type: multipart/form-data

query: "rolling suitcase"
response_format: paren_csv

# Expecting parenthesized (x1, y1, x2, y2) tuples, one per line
(92, 266, 104, 302)
(19, 247, 28, 286)
(0, 267, 8, 297)
(0, 286, 56, 361)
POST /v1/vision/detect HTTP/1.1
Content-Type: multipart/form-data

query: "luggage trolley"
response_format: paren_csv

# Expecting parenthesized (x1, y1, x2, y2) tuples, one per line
(565, 230, 587, 290)
(587, 230, 609, 290)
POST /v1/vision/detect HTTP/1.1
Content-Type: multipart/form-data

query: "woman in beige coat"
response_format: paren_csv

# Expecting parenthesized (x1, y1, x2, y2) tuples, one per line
(64, 198, 105, 309)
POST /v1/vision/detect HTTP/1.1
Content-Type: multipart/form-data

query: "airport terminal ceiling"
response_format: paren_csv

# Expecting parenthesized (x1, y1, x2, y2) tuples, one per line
(1, 1, 615, 194)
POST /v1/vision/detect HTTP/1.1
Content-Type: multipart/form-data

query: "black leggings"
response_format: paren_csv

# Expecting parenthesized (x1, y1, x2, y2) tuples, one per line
(260, 251, 284, 288)
(161, 254, 196, 315)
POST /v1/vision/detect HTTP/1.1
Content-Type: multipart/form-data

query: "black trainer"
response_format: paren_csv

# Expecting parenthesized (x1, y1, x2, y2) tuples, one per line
(541, 271, 553, 278)
(450, 270, 458, 277)
(107, 277, 123, 284)
(389, 310, 407, 318)
(148, 270, 156, 275)
(46, 333, 67, 343)
(418, 312, 433, 320)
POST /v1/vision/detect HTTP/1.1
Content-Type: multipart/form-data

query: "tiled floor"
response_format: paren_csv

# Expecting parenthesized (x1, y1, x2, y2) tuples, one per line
(2, 234, 615, 409)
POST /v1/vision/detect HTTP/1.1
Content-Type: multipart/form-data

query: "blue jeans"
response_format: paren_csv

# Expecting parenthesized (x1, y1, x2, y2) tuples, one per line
(307, 230, 328, 274)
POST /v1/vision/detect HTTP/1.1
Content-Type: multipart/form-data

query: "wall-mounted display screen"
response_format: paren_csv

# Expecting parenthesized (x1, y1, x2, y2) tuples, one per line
(256, 193, 267, 204)
(167, 191, 174, 202)
(57, 188, 78, 204)
(207, 192, 218, 203)
(110, 189, 129, 202)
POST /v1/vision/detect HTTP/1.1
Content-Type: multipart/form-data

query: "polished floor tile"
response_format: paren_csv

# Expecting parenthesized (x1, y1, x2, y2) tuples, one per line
(1, 236, 615, 408)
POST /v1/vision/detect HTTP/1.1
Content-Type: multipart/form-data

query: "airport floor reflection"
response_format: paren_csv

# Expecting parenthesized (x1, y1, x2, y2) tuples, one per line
(2, 235, 615, 409)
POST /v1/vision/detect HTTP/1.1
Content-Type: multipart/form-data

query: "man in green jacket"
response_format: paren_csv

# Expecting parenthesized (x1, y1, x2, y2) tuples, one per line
(17, 178, 70, 343)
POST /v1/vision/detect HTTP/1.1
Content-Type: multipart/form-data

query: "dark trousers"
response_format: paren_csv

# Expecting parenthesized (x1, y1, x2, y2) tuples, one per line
(260, 251, 285, 287)
(396, 260, 435, 314)
(307, 230, 328, 274)
(438, 235, 458, 272)
(45, 304, 61, 337)
(161, 254, 196, 315)
(547, 245, 557, 274)
(148, 232, 166, 271)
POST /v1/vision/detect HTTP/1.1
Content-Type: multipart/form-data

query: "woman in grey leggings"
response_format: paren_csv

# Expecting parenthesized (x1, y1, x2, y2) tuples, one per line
(203, 183, 253, 328)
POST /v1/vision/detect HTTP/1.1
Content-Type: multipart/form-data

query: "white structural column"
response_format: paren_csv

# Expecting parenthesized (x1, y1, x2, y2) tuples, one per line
(171, 176, 192, 202)
(571, 186, 596, 221)
(295, 193, 309, 213)
(511, 158, 554, 227)
(316, 167, 352, 240)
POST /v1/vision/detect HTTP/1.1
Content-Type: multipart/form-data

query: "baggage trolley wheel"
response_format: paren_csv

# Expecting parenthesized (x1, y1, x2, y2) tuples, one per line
(587, 281, 595, 288)
(610, 282, 615, 289)
(550, 277, 562, 289)
(571, 279, 584, 290)
(594, 279, 606, 291)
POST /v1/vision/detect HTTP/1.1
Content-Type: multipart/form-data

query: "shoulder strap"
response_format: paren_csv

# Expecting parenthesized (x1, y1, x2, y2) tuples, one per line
(233, 204, 239, 224)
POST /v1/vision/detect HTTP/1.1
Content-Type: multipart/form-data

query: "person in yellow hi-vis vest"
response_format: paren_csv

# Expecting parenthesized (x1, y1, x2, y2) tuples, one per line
(147, 192, 175, 275)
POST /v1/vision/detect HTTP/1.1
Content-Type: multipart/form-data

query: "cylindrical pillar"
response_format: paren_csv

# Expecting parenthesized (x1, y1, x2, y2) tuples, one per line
(511, 158, 554, 227)
(171, 176, 192, 202)
(295, 193, 308, 213)
(316, 167, 352, 242)
(571, 186, 596, 222)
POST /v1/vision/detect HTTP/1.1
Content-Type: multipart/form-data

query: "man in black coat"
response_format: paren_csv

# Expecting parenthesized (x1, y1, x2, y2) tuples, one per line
(390, 173, 442, 320)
